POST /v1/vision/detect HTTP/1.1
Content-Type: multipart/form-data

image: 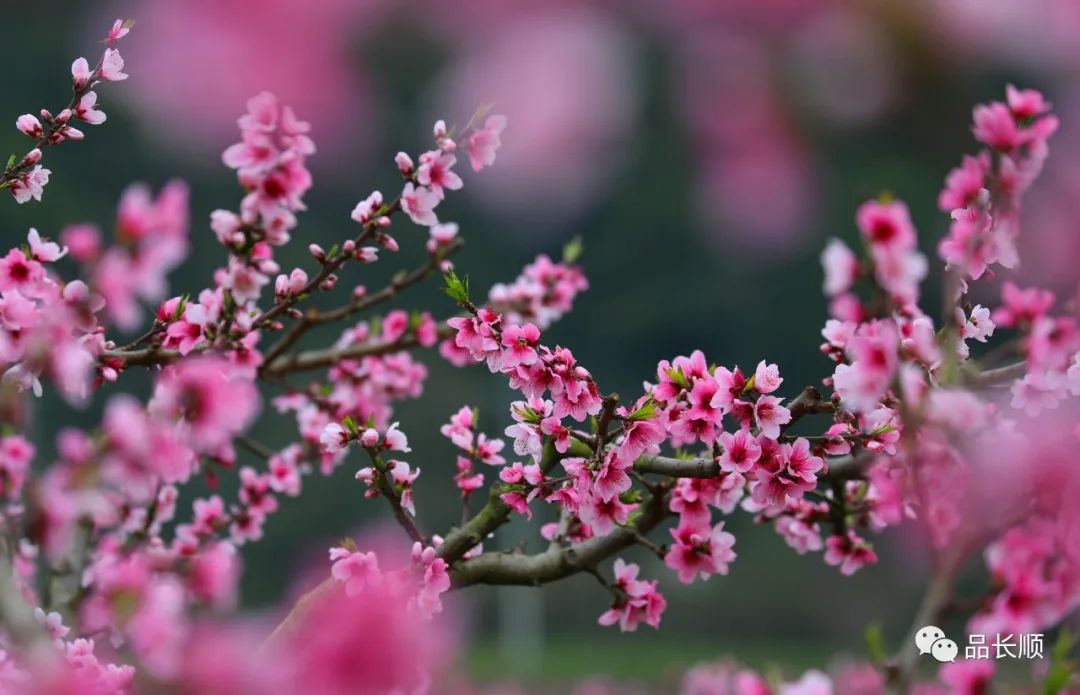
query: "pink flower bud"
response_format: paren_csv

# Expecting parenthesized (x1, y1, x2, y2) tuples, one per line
(71, 58, 93, 89)
(342, 239, 356, 253)
(308, 243, 326, 261)
(376, 233, 399, 252)
(394, 152, 414, 175)
(360, 428, 380, 448)
(430, 223, 459, 244)
(16, 115, 42, 138)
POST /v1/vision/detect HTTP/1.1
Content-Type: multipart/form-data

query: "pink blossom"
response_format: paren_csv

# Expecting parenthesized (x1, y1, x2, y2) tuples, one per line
(776, 515, 824, 555)
(188, 541, 241, 609)
(821, 238, 859, 297)
(753, 360, 783, 394)
(267, 446, 303, 497)
(992, 281, 1055, 328)
(430, 222, 458, 245)
(717, 429, 761, 474)
(416, 150, 463, 198)
(579, 492, 637, 536)
(100, 48, 128, 81)
(592, 450, 633, 502)
(753, 395, 791, 440)
(597, 559, 666, 632)
(959, 305, 994, 343)
(0, 249, 45, 293)
(16, 114, 42, 138)
(616, 410, 665, 462)
(149, 357, 259, 453)
(833, 320, 899, 414)
(972, 101, 1022, 151)
(26, 228, 66, 263)
(71, 57, 93, 88)
(939, 659, 995, 695)
(665, 519, 737, 584)
(939, 152, 989, 212)
(400, 182, 440, 227)
(466, 115, 507, 172)
(164, 302, 209, 355)
(329, 546, 381, 597)
(824, 531, 878, 575)
(500, 323, 541, 369)
(384, 422, 411, 452)
(0, 435, 34, 500)
(856, 199, 917, 250)
(709, 365, 747, 415)
(454, 456, 484, 498)
(74, 91, 106, 125)
(780, 670, 833, 695)
(9, 165, 51, 203)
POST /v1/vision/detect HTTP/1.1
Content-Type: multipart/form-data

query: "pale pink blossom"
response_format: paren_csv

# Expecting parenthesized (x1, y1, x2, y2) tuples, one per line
(466, 114, 507, 172)
(400, 182, 440, 226)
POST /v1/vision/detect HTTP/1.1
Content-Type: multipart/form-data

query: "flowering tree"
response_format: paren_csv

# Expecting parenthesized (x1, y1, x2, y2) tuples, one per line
(0, 19, 1078, 695)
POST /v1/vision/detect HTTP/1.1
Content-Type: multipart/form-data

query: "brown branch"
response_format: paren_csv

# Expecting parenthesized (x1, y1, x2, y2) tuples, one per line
(449, 485, 670, 588)
(888, 550, 966, 693)
(967, 360, 1027, 388)
(783, 385, 834, 428)
(0, 540, 49, 650)
(437, 439, 566, 565)
(258, 238, 463, 372)
(369, 453, 424, 545)
(103, 199, 408, 370)
(261, 324, 454, 377)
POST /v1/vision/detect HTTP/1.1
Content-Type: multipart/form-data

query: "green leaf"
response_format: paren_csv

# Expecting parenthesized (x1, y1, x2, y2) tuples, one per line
(442, 270, 470, 304)
(627, 397, 660, 421)
(342, 416, 359, 436)
(1044, 630, 1077, 695)
(562, 236, 584, 264)
(173, 295, 188, 321)
(864, 623, 886, 663)
(667, 367, 690, 389)
(5, 154, 15, 169)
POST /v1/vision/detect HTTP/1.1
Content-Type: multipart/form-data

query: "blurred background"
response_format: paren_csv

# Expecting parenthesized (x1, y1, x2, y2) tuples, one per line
(3, 0, 1080, 688)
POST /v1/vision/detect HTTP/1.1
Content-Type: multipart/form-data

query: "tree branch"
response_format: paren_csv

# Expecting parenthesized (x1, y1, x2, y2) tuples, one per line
(450, 485, 670, 588)
(261, 325, 454, 377)
(437, 439, 565, 565)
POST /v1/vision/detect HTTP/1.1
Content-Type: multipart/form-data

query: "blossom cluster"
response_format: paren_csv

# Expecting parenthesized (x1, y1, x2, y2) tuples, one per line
(4, 20, 131, 204)
(1, 25, 1079, 693)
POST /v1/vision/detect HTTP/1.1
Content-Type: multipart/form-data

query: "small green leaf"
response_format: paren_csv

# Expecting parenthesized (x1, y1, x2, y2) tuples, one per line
(627, 397, 660, 421)
(1044, 630, 1077, 695)
(562, 236, 584, 264)
(5, 154, 15, 169)
(667, 367, 690, 389)
(173, 295, 188, 321)
(342, 416, 359, 436)
(442, 270, 470, 304)
(864, 623, 886, 663)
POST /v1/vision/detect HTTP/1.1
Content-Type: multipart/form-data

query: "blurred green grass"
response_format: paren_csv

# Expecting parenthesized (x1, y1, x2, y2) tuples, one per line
(465, 637, 841, 686)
